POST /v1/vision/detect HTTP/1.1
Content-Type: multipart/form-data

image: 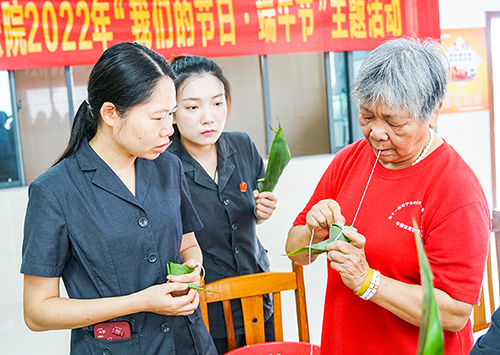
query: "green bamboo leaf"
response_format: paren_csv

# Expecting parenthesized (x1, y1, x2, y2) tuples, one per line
(414, 221, 444, 355)
(167, 262, 215, 293)
(167, 261, 196, 276)
(257, 122, 291, 193)
(285, 223, 355, 256)
(187, 283, 216, 293)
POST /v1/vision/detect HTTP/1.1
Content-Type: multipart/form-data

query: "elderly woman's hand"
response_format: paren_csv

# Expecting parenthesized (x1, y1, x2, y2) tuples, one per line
(306, 199, 346, 241)
(326, 227, 370, 292)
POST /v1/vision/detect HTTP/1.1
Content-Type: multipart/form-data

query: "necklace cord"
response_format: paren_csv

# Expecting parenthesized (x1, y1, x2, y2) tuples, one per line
(412, 129, 434, 166)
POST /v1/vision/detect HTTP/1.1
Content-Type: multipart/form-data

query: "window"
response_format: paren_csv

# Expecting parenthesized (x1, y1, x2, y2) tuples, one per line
(15, 67, 71, 184)
(267, 52, 330, 157)
(0, 71, 22, 187)
(212, 56, 267, 156)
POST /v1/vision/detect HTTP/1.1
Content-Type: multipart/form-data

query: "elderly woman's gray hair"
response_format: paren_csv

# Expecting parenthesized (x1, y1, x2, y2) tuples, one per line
(352, 36, 449, 121)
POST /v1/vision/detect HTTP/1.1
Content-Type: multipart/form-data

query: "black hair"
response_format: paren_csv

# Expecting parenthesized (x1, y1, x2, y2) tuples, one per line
(54, 42, 176, 165)
(169, 55, 231, 112)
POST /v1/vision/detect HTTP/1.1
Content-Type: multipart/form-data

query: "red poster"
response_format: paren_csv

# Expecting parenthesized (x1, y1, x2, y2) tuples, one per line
(441, 28, 489, 114)
(0, 0, 440, 70)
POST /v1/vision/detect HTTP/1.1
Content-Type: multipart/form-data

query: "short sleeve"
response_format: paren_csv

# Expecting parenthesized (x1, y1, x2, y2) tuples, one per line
(178, 161, 203, 234)
(21, 181, 70, 277)
(425, 201, 490, 304)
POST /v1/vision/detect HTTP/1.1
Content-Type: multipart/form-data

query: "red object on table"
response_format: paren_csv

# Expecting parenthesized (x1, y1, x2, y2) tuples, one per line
(224, 341, 320, 355)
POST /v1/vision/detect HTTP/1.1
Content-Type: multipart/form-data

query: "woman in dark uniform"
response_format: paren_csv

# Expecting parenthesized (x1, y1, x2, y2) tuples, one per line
(167, 56, 277, 354)
(21, 42, 216, 355)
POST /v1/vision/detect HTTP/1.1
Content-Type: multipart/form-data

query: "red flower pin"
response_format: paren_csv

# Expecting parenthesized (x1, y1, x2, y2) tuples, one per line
(239, 182, 247, 193)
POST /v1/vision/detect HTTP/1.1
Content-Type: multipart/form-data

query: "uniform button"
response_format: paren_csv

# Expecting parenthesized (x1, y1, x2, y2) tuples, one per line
(138, 217, 149, 228)
(231, 224, 238, 231)
(160, 323, 170, 333)
(102, 347, 111, 355)
(234, 246, 240, 254)
(147, 253, 157, 263)
(223, 198, 230, 206)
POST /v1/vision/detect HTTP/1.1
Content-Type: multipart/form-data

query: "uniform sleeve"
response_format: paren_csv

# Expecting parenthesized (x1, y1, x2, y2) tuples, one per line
(21, 181, 70, 277)
(470, 306, 500, 354)
(178, 160, 203, 234)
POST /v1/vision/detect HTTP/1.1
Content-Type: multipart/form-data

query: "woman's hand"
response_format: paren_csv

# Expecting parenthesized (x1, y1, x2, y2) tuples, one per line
(326, 227, 370, 292)
(306, 199, 346, 240)
(139, 282, 200, 316)
(167, 259, 203, 286)
(23, 274, 199, 332)
(253, 190, 277, 221)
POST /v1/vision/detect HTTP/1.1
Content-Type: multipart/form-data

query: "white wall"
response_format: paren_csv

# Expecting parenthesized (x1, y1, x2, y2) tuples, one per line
(438, 111, 494, 208)
(0, 187, 70, 354)
(439, 0, 500, 29)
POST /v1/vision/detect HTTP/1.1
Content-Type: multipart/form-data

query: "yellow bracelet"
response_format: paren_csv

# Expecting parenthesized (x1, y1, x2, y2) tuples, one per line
(355, 268, 373, 296)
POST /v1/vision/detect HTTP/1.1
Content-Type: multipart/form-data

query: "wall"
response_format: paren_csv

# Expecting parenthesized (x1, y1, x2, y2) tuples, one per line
(0, 187, 70, 354)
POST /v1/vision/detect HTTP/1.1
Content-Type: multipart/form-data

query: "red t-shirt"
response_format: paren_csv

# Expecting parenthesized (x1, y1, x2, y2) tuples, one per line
(294, 139, 490, 355)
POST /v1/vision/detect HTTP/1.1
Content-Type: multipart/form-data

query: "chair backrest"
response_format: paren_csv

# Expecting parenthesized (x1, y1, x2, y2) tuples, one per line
(472, 209, 500, 333)
(199, 262, 309, 352)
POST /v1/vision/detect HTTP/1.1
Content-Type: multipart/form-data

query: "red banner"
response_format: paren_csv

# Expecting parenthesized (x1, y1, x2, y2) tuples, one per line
(0, 0, 440, 70)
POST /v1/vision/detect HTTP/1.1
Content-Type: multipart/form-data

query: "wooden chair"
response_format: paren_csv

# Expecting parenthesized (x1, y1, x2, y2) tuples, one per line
(199, 262, 309, 352)
(472, 209, 500, 333)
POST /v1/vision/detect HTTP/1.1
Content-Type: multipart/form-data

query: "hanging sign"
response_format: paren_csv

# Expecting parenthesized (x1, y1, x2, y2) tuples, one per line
(0, 0, 440, 70)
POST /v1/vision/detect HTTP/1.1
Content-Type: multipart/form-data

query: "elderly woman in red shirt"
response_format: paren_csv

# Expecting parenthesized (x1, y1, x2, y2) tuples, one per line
(286, 36, 490, 355)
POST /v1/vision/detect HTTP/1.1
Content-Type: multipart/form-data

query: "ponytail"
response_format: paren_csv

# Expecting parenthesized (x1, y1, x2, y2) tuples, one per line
(53, 100, 99, 166)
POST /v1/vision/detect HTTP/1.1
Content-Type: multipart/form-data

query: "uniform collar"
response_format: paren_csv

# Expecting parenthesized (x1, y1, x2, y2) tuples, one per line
(168, 133, 236, 191)
(76, 139, 150, 207)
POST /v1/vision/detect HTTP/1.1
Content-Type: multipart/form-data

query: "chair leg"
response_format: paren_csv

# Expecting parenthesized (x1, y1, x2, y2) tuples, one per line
(293, 262, 310, 343)
(273, 292, 284, 341)
(222, 300, 236, 351)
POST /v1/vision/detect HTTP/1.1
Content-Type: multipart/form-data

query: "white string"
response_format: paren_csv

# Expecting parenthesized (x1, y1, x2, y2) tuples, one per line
(352, 150, 381, 226)
(333, 225, 346, 241)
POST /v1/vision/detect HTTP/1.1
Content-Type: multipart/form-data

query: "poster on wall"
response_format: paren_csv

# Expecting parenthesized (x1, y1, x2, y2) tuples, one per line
(440, 28, 489, 114)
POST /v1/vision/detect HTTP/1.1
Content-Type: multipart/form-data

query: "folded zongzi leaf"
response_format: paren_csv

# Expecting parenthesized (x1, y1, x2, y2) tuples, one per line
(167, 261, 215, 293)
(286, 223, 356, 256)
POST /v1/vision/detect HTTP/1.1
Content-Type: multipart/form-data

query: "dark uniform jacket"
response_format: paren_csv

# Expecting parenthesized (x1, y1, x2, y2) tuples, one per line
(470, 307, 500, 354)
(21, 140, 216, 355)
(168, 131, 272, 339)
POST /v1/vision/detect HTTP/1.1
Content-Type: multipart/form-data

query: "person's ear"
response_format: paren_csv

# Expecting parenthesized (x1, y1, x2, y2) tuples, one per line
(429, 102, 442, 129)
(100, 102, 118, 127)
